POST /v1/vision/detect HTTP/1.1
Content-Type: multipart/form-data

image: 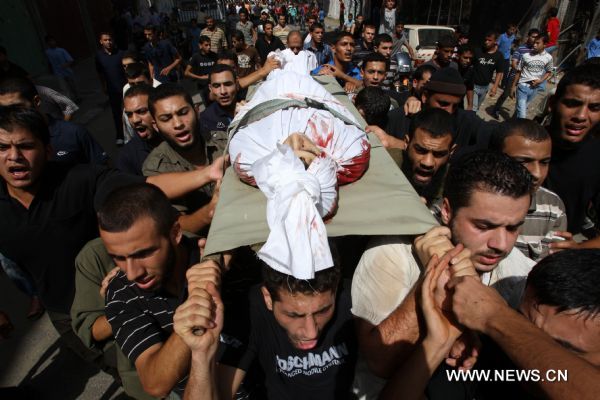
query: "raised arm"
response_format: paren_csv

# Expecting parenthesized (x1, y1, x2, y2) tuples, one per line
(380, 252, 464, 400)
(176, 284, 223, 400)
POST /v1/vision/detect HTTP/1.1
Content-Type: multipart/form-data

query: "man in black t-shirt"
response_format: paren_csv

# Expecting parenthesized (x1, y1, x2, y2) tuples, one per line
(456, 44, 475, 110)
(184, 35, 217, 102)
(117, 84, 163, 176)
(384, 67, 498, 161)
(96, 32, 126, 144)
(255, 21, 285, 63)
(0, 107, 222, 372)
(472, 32, 503, 112)
(360, 52, 407, 107)
(543, 63, 600, 250)
(182, 261, 358, 400)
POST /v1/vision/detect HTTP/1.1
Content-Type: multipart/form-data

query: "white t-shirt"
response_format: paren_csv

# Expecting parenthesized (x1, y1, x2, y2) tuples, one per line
(350, 235, 535, 400)
(304, 32, 312, 45)
(352, 235, 535, 326)
(517, 50, 553, 84)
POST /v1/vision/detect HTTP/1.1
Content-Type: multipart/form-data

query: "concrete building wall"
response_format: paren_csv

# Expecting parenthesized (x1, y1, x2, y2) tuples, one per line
(0, 0, 48, 76)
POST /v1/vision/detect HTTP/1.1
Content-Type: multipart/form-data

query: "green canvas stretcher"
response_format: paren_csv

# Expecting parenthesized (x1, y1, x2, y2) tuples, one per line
(203, 76, 438, 256)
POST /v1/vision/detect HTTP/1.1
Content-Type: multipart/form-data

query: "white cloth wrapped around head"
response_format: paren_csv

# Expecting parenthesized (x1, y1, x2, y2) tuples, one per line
(229, 68, 370, 279)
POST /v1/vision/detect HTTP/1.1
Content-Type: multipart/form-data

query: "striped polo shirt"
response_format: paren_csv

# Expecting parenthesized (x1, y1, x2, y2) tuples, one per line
(105, 239, 199, 363)
(201, 27, 227, 53)
(515, 186, 567, 261)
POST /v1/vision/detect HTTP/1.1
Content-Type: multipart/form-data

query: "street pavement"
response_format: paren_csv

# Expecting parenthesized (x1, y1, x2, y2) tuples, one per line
(0, 32, 553, 398)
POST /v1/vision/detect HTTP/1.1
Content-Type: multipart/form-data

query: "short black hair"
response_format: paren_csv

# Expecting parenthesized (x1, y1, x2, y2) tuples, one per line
(527, 28, 540, 36)
(148, 83, 194, 116)
(334, 31, 354, 45)
(199, 35, 211, 44)
(0, 77, 38, 103)
(537, 33, 549, 44)
(263, 20, 275, 29)
(485, 31, 498, 40)
(554, 63, 600, 102)
(408, 108, 455, 141)
(443, 150, 534, 213)
(216, 50, 238, 66)
(437, 34, 456, 49)
(489, 118, 550, 152)
(238, 8, 248, 15)
(125, 62, 151, 81)
(98, 31, 112, 39)
(262, 264, 341, 301)
(310, 22, 324, 32)
(144, 24, 156, 32)
(124, 83, 154, 100)
(548, 7, 558, 17)
(412, 64, 437, 81)
(374, 33, 393, 48)
(261, 241, 341, 301)
(457, 44, 474, 55)
(231, 30, 245, 42)
(0, 105, 50, 145)
(526, 249, 600, 318)
(361, 52, 388, 70)
(97, 183, 179, 238)
(355, 86, 391, 126)
(209, 63, 237, 83)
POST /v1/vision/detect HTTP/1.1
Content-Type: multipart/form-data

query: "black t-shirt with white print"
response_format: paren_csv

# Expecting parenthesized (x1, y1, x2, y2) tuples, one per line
(472, 47, 503, 86)
(220, 280, 357, 400)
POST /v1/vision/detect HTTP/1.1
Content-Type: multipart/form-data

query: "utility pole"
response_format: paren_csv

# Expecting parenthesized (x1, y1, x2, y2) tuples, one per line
(427, 0, 433, 24)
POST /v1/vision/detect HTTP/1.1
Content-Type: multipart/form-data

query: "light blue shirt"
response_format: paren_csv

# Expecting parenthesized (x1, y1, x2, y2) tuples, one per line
(45, 47, 74, 77)
(497, 33, 515, 60)
(587, 37, 600, 59)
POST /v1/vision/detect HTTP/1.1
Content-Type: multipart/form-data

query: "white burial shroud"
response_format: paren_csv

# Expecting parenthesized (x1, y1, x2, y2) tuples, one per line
(228, 51, 370, 279)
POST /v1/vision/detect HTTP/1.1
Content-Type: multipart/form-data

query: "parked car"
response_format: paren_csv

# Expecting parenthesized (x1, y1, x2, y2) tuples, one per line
(404, 24, 455, 66)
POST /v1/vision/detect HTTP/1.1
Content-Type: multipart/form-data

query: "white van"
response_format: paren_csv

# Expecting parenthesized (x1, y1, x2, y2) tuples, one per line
(404, 25, 455, 66)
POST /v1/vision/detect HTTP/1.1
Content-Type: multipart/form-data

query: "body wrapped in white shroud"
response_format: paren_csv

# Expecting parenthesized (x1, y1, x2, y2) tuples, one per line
(228, 63, 370, 279)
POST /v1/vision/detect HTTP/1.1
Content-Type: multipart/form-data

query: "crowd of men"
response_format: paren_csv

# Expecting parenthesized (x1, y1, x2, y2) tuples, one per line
(0, 1, 600, 399)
